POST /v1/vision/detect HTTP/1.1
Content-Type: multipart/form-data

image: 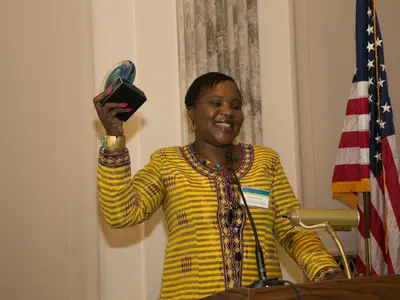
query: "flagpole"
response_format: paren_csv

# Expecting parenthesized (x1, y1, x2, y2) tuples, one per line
(363, 192, 371, 276)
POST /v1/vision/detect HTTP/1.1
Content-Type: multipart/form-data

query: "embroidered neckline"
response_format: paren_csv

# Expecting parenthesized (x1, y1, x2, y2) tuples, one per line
(179, 143, 254, 289)
(180, 143, 254, 179)
(189, 143, 240, 170)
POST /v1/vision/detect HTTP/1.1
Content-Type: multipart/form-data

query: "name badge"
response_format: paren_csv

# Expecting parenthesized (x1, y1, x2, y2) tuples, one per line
(240, 187, 270, 209)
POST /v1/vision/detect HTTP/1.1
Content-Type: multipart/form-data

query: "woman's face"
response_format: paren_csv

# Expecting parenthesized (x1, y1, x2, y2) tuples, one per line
(189, 81, 244, 147)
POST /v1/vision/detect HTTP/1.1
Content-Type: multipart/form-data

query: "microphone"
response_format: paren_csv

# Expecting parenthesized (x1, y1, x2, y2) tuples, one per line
(283, 208, 359, 231)
(99, 60, 147, 122)
(224, 152, 282, 288)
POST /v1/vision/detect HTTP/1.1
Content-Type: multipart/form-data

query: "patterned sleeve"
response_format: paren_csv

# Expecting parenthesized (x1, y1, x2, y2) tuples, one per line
(97, 147, 166, 229)
(271, 154, 342, 281)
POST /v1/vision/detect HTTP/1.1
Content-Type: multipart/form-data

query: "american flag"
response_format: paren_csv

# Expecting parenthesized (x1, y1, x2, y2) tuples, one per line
(332, 0, 400, 275)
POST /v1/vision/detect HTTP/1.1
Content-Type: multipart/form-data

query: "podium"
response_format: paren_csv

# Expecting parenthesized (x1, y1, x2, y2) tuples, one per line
(203, 275, 400, 299)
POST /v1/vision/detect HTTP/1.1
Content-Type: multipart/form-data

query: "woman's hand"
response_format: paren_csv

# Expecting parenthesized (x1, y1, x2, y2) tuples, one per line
(93, 91, 132, 136)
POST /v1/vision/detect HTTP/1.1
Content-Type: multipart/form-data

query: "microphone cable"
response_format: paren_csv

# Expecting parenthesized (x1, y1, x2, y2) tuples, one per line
(225, 152, 303, 300)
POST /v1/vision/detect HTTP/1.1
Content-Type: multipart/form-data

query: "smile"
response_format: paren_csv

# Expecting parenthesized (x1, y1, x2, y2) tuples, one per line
(215, 122, 233, 131)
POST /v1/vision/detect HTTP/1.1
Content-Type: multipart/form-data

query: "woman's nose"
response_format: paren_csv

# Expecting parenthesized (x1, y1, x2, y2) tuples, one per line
(219, 103, 234, 116)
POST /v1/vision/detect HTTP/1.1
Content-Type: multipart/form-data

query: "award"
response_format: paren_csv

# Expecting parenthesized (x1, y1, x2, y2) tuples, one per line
(100, 60, 147, 122)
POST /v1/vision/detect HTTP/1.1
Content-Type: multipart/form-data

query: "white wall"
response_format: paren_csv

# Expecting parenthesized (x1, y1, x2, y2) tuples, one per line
(294, 0, 358, 256)
(259, 0, 302, 199)
(92, 0, 181, 299)
(1, 0, 99, 299)
(258, 0, 305, 284)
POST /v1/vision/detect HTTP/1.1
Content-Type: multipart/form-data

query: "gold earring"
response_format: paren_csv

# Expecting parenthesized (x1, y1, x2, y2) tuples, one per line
(191, 122, 196, 132)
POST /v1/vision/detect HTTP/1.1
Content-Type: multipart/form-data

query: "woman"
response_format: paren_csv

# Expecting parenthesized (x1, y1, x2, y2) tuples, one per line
(94, 72, 345, 299)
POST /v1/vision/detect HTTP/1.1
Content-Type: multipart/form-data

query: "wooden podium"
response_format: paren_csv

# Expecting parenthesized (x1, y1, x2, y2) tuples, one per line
(203, 275, 400, 300)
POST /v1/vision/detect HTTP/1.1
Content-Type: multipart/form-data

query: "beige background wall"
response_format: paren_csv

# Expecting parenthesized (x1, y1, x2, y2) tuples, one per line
(2, 0, 400, 300)
(0, 0, 99, 299)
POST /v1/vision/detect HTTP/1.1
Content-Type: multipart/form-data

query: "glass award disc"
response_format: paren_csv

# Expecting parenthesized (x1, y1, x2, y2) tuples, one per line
(100, 60, 136, 92)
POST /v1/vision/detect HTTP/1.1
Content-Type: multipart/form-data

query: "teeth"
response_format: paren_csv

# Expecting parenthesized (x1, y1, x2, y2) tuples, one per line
(216, 123, 232, 128)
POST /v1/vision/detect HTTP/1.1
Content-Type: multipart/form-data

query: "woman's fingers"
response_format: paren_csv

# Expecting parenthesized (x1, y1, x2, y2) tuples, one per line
(108, 107, 132, 119)
(93, 91, 129, 136)
(103, 102, 129, 111)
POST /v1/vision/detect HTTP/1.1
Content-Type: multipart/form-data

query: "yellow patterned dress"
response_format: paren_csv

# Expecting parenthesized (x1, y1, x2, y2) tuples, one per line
(97, 143, 341, 299)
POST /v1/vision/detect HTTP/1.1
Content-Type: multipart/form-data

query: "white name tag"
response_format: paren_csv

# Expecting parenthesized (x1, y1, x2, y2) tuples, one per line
(240, 187, 270, 209)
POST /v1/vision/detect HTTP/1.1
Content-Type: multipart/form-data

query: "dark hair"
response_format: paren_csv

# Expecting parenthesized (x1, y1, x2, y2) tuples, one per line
(184, 72, 240, 109)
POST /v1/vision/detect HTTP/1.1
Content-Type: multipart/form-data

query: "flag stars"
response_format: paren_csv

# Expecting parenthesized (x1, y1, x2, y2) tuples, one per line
(367, 60, 375, 70)
(368, 77, 374, 86)
(376, 38, 383, 47)
(374, 152, 382, 161)
(367, 24, 374, 35)
(367, 42, 375, 52)
(368, 95, 373, 102)
(375, 135, 381, 143)
(378, 78, 385, 87)
(376, 119, 385, 128)
(367, 7, 372, 17)
(381, 64, 386, 71)
(382, 103, 391, 113)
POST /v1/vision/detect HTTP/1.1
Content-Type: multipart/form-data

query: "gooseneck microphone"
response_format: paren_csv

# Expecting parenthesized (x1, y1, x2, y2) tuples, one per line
(224, 152, 282, 288)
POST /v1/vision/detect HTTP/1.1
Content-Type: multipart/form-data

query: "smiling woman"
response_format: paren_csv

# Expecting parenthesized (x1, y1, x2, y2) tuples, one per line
(94, 72, 345, 300)
(186, 73, 244, 168)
